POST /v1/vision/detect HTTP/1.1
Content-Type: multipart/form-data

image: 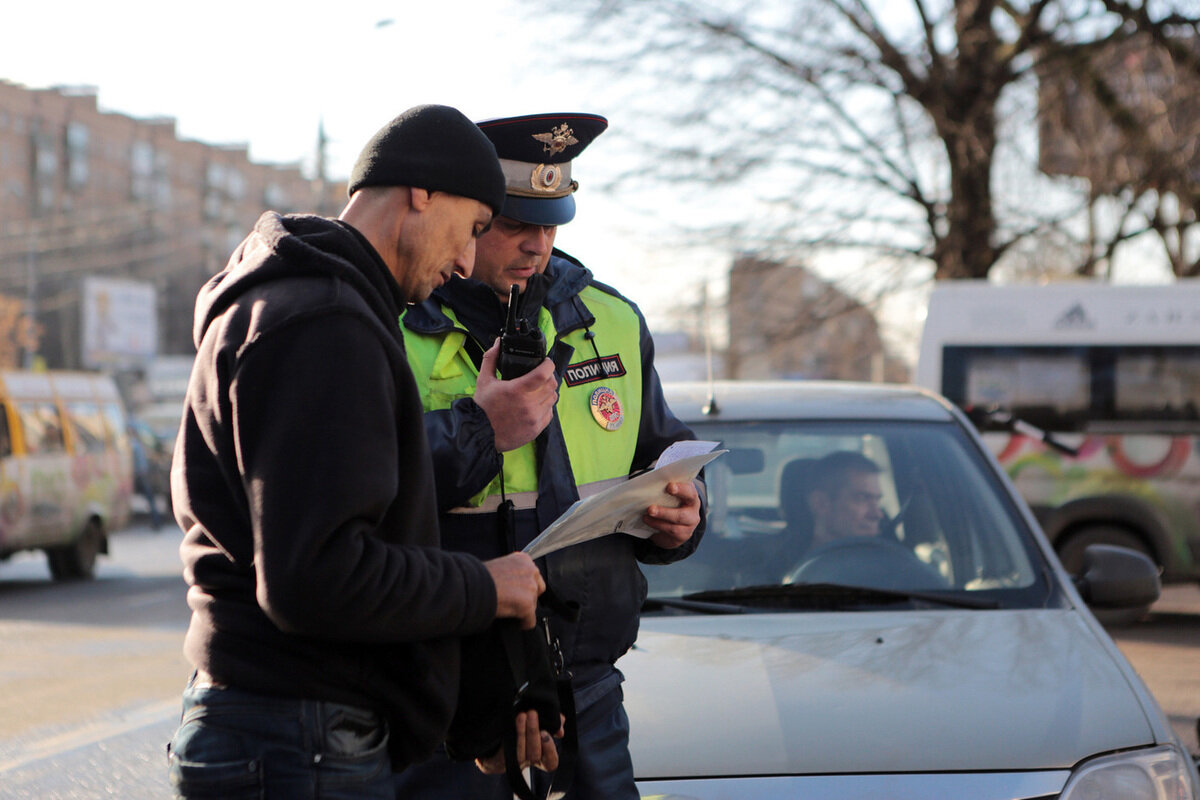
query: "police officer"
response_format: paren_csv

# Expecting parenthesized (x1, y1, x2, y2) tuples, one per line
(397, 113, 705, 799)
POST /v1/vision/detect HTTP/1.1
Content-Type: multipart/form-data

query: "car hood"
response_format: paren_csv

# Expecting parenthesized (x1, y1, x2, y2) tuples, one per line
(623, 609, 1155, 777)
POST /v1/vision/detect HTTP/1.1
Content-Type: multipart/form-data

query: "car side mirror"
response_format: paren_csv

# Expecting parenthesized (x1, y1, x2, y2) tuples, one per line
(1074, 544, 1161, 609)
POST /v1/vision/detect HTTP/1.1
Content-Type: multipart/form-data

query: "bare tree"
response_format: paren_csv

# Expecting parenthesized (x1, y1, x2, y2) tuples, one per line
(541, 0, 1200, 281)
(1038, 5, 1200, 276)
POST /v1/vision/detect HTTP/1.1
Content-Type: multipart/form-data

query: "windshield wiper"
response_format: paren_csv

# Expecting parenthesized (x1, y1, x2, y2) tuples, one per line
(641, 596, 750, 615)
(964, 406, 1080, 457)
(681, 582, 1000, 611)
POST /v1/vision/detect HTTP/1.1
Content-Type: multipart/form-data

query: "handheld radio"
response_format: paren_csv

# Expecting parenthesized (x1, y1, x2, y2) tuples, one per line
(498, 283, 545, 379)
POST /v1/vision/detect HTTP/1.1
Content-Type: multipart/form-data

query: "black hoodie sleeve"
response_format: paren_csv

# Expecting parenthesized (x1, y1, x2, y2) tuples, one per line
(423, 399, 504, 511)
(229, 312, 496, 642)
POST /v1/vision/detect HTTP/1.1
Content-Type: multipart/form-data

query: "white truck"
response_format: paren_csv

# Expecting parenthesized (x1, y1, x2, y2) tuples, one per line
(915, 279, 1200, 588)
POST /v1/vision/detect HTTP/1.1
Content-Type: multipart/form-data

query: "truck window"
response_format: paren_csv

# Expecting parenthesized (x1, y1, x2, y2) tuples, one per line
(17, 401, 66, 455)
(64, 401, 108, 454)
(100, 402, 129, 450)
(956, 348, 1090, 426)
(943, 344, 1200, 432)
(1114, 350, 1200, 422)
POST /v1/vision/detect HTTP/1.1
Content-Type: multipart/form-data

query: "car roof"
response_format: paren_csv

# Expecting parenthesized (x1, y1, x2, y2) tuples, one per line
(663, 380, 959, 424)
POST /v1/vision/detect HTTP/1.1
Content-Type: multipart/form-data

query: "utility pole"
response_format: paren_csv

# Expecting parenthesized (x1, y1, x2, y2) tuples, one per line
(24, 225, 36, 369)
(313, 118, 331, 216)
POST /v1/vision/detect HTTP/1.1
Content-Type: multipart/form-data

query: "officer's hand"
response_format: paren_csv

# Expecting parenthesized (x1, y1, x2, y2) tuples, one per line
(474, 342, 557, 453)
(645, 480, 702, 549)
(483, 551, 544, 629)
(474, 710, 562, 775)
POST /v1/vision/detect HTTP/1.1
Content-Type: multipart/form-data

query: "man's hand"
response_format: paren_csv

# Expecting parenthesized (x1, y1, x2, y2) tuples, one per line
(645, 480, 702, 549)
(474, 342, 558, 452)
(483, 552, 544, 629)
(475, 710, 562, 775)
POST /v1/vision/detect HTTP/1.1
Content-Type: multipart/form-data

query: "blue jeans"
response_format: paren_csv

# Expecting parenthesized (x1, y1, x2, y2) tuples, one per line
(168, 676, 393, 799)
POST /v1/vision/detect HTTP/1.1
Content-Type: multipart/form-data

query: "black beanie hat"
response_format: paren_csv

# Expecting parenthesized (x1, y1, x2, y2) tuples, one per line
(347, 105, 506, 215)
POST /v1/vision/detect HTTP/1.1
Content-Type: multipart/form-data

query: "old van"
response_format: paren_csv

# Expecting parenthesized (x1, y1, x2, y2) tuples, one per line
(0, 370, 133, 580)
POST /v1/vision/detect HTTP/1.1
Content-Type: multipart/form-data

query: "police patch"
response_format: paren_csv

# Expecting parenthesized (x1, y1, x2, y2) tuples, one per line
(563, 355, 626, 386)
(589, 386, 624, 431)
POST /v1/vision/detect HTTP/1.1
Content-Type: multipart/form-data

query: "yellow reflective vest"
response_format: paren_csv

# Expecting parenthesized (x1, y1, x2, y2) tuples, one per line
(402, 254, 703, 677)
(403, 283, 644, 510)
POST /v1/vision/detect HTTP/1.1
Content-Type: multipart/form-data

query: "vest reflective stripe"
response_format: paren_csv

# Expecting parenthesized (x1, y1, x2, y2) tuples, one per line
(448, 490, 539, 514)
(446, 475, 628, 514)
(403, 285, 643, 508)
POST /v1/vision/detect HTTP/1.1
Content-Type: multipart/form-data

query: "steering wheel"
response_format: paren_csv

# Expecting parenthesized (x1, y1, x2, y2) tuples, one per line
(785, 537, 949, 591)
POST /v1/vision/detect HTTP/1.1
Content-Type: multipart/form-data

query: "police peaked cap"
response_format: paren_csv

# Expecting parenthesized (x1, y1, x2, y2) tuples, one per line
(476, 112, 608, 226)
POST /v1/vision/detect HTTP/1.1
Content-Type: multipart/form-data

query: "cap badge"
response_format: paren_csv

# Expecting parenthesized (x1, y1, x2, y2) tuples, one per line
(530, 164, 563, 193)
(532, 124, 578, 155)
(589, 385, 624, 431)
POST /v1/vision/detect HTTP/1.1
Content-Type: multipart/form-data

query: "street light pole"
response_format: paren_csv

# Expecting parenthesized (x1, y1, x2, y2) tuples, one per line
(24, 224, 36, 369)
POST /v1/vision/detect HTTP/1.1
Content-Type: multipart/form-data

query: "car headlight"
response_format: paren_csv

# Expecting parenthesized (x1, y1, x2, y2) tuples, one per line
(1059, 746, 1197, 800)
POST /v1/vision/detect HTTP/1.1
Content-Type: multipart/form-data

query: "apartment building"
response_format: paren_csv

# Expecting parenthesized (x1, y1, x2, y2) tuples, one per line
(0, 79, 343, 368)
(726, 256, 909, 383)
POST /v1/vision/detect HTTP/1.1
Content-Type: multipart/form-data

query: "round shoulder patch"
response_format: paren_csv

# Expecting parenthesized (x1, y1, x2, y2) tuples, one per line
(589, 386, 624, 431)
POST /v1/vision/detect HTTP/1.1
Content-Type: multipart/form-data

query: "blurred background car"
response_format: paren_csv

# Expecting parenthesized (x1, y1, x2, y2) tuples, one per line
(624, 380, 1196, 800)
(0, 370, 134, 579)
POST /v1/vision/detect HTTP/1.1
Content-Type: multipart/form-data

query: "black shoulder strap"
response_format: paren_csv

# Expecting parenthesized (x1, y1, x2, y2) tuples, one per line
(498, 598, 579, 800)
(544, 680, 578, 800)
(462, 334, 486, 372)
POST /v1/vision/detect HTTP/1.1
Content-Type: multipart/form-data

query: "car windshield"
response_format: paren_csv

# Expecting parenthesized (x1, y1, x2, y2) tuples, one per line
(643, 418, 1056, 611)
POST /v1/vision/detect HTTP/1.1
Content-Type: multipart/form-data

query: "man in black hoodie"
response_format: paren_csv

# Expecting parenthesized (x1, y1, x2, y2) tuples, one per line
(167, 105, 552, 799)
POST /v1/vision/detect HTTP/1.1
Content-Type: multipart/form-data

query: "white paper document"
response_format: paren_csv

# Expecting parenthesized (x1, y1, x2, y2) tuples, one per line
(522, 442, 726, 560)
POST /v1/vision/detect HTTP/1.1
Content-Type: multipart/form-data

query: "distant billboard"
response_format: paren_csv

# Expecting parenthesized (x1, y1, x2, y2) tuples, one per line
(1037, 34, 1200, 195)
(81, 277, 156, 369)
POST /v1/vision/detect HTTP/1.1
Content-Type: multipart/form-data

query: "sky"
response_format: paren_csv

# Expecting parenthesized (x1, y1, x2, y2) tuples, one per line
(5, 2, 1185, 369)
(2, 0, 727, 332)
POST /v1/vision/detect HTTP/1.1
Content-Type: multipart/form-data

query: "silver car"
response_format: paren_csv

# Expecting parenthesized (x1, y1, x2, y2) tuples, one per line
(627, 380, 1197, 800)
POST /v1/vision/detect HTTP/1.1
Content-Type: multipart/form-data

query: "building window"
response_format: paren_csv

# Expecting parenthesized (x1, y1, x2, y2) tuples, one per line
(131, 140, 154, 200)
(153, 150, 171, 206)
(264, 182, 286, 209)
(227, 168, 246, 201)
(32, 126, 57, 213)
(66, 122, 89, 189)
(204, 161, 226, 220)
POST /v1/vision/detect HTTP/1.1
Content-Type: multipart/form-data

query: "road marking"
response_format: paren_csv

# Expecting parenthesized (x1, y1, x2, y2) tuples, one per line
(0, 698, 179, 773)
(123, 588, 182, 609)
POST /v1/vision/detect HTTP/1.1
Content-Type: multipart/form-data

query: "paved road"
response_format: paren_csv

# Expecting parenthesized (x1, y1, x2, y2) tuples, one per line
(0, 522, 1196, 798)
(0, 522, 188, 799)
(1110, 584, 1200, 757)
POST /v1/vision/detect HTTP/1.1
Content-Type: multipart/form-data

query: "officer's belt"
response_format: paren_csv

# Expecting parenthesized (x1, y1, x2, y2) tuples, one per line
(447, 475, 627, 514)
